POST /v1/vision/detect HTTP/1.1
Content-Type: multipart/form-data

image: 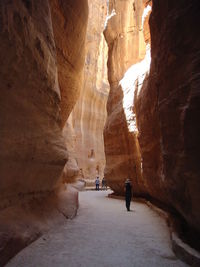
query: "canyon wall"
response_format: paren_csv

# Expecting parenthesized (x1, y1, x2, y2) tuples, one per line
(104, 0, 150, 193)
(104, 0, 200, 236)
(0, 0, 88, 264)
(136, 0, 200, 234)
(0, 0, 88, 208)
(62, 0, 109, 185)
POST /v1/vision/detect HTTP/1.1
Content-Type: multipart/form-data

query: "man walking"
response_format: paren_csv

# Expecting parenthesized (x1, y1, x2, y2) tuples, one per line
(125, 178, 132, 211)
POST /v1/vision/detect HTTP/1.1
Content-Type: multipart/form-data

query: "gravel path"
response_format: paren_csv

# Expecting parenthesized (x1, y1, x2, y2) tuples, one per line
(6, 191, 187, 267)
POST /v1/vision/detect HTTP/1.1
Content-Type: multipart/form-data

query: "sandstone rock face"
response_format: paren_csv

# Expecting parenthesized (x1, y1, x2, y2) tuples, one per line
(104, 0, 200, 236)
(0, 0, 88, 263)
(104, 0, 150, 193)
(0, 0, 63, 208)
(50, 0, 89, 127)
(136, 0, 200, 234)
(62, 0, 109, 184)
(0, 183, 82, 266)
(61, 117, 80, 183)
(0, 0, 88, 207)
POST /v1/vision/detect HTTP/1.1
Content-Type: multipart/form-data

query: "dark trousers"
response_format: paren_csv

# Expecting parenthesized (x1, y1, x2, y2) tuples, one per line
(96, 184, 99, 191)
(125, 195, 131, 211)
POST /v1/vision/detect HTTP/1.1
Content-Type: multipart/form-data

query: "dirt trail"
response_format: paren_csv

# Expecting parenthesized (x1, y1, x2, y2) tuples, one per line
(6, 191, 187, 267)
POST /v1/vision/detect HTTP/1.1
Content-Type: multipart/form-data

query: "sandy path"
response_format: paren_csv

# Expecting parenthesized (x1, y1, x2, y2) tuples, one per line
(6, 191, 187, 267)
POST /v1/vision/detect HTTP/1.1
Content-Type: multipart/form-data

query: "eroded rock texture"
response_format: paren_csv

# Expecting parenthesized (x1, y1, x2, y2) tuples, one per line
(0, 0, 88, 207)
(104, 0, 200, 237)
(0, 0, 64, 208)
(62, 0, 109, 184)
(136, 0, 200, 234)
(104, 0, 150, 193)
(50, 0, 89, 127)
(0, 0, 88, 264)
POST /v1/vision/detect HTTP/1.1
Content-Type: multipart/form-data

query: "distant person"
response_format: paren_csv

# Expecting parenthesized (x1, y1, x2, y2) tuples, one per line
(95, 176, 100, 191)
(102, 177, 105, 190)
(102, 177, 107, 190)
(124, 178, 132, 211)
(105, 179, 107, 190)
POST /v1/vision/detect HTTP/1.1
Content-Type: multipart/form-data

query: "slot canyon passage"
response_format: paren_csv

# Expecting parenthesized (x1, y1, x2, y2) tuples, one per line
(0, 0, 200, 266)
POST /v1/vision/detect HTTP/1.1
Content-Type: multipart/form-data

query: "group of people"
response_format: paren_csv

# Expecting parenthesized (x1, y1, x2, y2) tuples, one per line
(95, 176, 107, 191)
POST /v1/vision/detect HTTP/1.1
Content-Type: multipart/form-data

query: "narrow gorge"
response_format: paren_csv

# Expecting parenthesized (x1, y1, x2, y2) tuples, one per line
(62, 0, 109, 185)
(0, 0, 200, 266)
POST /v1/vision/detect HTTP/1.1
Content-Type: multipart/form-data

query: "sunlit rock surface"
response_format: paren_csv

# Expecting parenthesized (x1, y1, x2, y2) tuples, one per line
(104, 0, 200, 237)
(104, 0, 150, 193)
(63, 0, 109, 184)
(0, 0, 88, 264)
(136, 0, 200, 234)
(50, 0, 89, 127)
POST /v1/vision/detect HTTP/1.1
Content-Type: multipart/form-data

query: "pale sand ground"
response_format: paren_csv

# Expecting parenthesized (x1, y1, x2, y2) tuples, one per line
(6, 191, 188, 267)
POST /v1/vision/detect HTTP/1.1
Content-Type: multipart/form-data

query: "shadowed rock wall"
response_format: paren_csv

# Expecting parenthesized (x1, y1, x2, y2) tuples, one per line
(0, 0, 88, 208)
(0, 0, 88, 264)
(104, 0, 200, 236)
(136, 0, 200, 234)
